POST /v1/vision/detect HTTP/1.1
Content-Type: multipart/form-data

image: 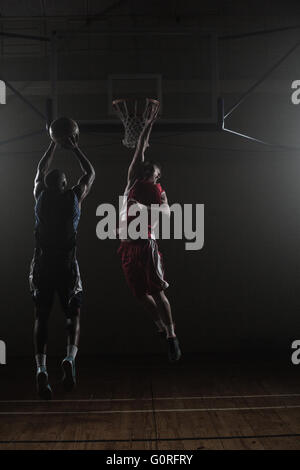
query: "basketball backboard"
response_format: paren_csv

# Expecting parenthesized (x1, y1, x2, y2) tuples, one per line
(50, 29, 222, 133)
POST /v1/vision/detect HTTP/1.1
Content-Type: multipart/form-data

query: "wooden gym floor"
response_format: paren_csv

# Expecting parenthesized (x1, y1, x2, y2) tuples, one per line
(1, 354, 300, 450)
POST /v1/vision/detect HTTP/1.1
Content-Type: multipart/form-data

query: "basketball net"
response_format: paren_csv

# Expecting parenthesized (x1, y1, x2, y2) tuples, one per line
(112, 98, 159, 149)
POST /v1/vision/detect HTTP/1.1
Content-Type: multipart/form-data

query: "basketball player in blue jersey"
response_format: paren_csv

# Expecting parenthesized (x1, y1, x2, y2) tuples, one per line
(29, 137, 95, 399)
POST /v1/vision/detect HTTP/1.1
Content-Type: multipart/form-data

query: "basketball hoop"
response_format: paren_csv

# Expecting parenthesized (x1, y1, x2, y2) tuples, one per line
(112, 98, 159, 149)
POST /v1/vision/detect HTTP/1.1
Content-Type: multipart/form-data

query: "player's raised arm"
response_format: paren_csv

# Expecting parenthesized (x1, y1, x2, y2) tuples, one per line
(34, 141, 57, 201)
(127, 102, 159, 184)
(64, 137, 95, 203)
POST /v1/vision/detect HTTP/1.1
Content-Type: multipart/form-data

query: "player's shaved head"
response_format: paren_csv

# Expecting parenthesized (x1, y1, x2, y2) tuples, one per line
(140, 161, 162, 182)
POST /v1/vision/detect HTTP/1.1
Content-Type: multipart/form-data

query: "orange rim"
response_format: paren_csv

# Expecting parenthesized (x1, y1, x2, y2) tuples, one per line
(112, 98, 159, 106)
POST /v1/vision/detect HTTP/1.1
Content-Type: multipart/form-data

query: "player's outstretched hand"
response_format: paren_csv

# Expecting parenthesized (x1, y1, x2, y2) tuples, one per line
(144, 100, 160, 127)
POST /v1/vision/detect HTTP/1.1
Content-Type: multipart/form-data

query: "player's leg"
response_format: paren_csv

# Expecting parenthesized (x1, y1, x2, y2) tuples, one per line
(61, 301, 81, 391)
(152, 291, 181, 362)
(144, 240, 175, 336)
(152, 290, 175, 337)
(66, 305, 80, 351)
(33, 303, 53, 400)
(34, 307, 50, 354)
(58, 259, 82, 391)
(140, 289, 181, 361)
(145, 241, 181, 361)
(138, 293, 167, 336)
(30, 254, 54, 400)
(119, 242, 167, 334)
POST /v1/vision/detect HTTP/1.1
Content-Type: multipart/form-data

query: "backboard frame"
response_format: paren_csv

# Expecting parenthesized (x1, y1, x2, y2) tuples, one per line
(57, 29, 222, 133)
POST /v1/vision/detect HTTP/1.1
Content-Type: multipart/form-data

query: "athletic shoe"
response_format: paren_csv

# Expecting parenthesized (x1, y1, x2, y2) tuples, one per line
(61, 357, 76, 391)
(36, 368, 52, 400)
(167, 337, 182, 362)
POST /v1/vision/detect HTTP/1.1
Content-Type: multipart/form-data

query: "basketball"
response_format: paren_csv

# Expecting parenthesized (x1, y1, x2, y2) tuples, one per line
(49, 117, 79, 144)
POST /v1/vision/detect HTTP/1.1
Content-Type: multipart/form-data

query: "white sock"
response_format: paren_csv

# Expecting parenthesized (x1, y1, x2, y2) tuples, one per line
(165, 323, 176, 338)
(35, 354, 46, 369)
(67, 345, 78, 360)
(154, 319, 166, 332)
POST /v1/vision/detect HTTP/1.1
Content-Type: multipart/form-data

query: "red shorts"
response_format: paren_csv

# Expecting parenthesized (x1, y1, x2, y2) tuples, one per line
(118, 239, 169, 298)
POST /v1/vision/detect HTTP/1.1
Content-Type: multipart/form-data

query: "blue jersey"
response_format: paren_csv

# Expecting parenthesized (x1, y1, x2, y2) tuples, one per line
(34, 189, 80, 253)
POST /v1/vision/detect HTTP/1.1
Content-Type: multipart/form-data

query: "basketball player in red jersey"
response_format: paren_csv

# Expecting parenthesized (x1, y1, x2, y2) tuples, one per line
(118, 105, 181, 361)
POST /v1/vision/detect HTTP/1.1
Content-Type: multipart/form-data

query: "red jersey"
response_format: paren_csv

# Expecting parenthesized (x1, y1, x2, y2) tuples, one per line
(125, 180, 164, 240)
(128, 180, 163, 206)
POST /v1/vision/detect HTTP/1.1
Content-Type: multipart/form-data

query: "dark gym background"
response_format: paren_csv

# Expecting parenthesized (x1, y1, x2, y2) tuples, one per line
(1, 0, 300, 359)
